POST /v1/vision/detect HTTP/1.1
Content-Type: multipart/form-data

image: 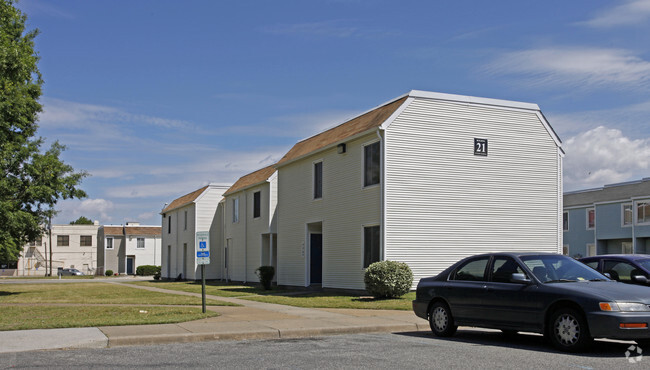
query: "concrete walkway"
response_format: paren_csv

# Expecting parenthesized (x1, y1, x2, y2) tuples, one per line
(0, 281, 428, 353)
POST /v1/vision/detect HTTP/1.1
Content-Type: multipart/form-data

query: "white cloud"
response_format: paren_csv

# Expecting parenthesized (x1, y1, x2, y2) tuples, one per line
(55, 198, 115, 224)
(563, 126, 650, 191)
(580, 0, 650, 27)
(487, 47, 650, 90)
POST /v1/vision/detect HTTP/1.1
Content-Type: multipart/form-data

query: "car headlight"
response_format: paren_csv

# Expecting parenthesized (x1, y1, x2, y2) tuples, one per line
(600, 302, 650, 312)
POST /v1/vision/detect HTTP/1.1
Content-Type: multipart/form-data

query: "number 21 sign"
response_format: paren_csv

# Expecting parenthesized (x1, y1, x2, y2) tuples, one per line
(474, 138, 488, 156)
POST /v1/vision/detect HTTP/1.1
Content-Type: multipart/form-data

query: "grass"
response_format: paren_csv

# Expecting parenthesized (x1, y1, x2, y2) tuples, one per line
(242, 291, 416, 310)
(0, 282, 233, 331)
(0, 283, 235, 306)
(130, 280, 415, 311)
(0, 305, 218, 331)
(129, 280, 289, 297)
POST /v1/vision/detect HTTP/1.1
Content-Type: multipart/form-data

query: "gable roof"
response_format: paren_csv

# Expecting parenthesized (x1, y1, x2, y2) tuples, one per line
(223, 165, 277, 196)
(102, 226, 124, 236)
(124, 226, 161, 237)
(275, 97, 408, 167)
(161, 185, 208, 214)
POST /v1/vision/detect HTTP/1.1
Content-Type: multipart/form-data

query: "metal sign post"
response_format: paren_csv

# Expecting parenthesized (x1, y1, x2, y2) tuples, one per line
(196, 232, 210, 314)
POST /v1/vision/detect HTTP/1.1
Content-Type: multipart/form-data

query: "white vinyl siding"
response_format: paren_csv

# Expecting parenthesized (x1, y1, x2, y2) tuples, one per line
(277, 133, 381, 289)
(384, 98, 561, 287)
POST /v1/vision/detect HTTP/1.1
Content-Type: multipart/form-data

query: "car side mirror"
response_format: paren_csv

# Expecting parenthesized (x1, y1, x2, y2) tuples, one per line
(510, 273, 532, 284)
(632, 275, 649, 284)
(603, 272, 611, 279)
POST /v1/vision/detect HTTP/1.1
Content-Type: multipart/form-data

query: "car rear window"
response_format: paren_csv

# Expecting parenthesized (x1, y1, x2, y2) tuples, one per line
(638, 259, 650, 271)
(452, 258, 489, 281)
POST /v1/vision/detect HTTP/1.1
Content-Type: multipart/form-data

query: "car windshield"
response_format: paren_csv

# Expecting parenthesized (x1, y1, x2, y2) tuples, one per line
(637, 259, 650, 271)
(520, 255, 607, 283)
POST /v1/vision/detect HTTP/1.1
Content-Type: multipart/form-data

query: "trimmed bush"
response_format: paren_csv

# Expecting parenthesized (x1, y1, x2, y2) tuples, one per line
(136, 265, 161, 276)
(364, 260, 413, 299)
(105, 270, 113, 276)
(255, 266, 275, 290)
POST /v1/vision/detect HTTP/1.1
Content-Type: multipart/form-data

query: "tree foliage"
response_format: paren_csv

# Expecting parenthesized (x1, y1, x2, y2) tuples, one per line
(70, 216, 93, 225)
(0, 0, 87, 263)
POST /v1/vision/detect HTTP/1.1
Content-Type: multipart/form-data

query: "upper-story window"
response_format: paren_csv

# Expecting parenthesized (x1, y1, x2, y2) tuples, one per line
(184, 210, 188, 230)
(106, 237, 114, 250)
(253, 191, 261, 218)
(314, 161, 323, 199)
(137, 238, 145, 249)
(167, 215, 171, 234)
(57, 235, 69, 247)
(587, 208, 595, 229)
(563, 212, 569, 231)
(232, 197, 239, 223)
(80, 235, 92, 247)
(364, 141, 380, 187)
(638, 202, 650, 224)
(623, 204, 633, 226)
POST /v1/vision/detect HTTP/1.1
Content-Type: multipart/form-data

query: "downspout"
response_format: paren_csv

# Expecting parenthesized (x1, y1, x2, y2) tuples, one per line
(244, 192, 248, 283)
(377, 128, 386, 262)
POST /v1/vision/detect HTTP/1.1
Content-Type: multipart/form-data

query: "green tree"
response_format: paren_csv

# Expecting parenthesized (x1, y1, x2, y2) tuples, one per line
(70, 216, 94, 225)
(0, 0, 87, 263)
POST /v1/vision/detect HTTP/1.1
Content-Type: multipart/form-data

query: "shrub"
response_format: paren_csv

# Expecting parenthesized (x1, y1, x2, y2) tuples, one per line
(364, 260, 413, 299)
(105, 270, 113, 276)
(255, 266, 275, 290)
(136, 265, 161, 276)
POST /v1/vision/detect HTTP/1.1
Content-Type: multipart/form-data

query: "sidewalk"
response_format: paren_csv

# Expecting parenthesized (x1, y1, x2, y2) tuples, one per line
(0, 282, 429, 353)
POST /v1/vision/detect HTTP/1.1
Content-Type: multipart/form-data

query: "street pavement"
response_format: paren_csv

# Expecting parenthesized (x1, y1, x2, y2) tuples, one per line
(0, 279, 428, 353)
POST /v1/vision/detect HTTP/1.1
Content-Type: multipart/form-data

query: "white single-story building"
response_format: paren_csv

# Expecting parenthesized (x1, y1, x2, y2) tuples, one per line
(274, 90, 564, 290)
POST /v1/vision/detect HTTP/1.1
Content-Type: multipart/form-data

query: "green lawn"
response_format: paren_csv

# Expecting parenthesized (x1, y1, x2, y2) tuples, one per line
(0, 282, 235, 305)
(0, 282, 233, 331)
(129, 280, 287, 297)
(0, 305, 218, 331)
(130, 280, 415, 311)
(242, 291, 416, 310)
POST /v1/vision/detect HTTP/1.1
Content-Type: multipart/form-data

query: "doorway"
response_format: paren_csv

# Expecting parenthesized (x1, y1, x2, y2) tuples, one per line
(310, 233, 322, 285)
(126, 256, 134, 275)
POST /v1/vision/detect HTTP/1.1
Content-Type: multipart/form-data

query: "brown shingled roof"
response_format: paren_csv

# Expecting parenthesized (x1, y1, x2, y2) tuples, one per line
(223, 165, 276, 196)
(125, 226, 161, 236)
(161, 185, 208, 214)
(102, 226, 124, 235)
(276, 97, 407, 166)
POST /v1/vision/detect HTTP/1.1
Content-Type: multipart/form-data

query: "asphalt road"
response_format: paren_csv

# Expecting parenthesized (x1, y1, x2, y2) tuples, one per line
(0, 330, 644, 369)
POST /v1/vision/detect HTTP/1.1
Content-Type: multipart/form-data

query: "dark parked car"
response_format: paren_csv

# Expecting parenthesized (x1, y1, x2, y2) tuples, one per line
(412, 252, 650, 352)
(579, 255, 650, 286)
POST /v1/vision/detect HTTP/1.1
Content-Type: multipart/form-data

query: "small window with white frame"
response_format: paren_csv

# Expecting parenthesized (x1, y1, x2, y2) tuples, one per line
(232, 197, 239, 223)
(106, 237, 113, 250)
(563, 212, 569, 231)
(623, 204, 633, 226)
(184, 210, 188, 230)
(586, 208, 595, 229)
(587, 244, 596, 257)
(363, 225, 380, 268)
(137, 238, 145, 249)
(313, 161, 323, 200)
(363, 141, 380, 187)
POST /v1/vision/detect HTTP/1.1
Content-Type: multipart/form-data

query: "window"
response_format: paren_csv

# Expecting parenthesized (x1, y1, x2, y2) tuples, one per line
(80, 235, 92, 247)
(604, 260, 637, 283)
(314, 161, 322, 199)
(587, 244, 596, 257)
(587, 208, 595, 229)
(232, 198, 239, 223)
(563, 212, 569, 231)
(623, 204, 633, 226)
(584, 261, 598, 270)
(184, 210, 187, 230)
(638, 202, 650, 224)
(253, 191, 261, 218)
(168, 215, 171, 234)
(452, 257, 489, 281)
(363, 226, 380, 268)
(137, 238, 145, 249)
(57, 235, 69, 247)
(490, 257, 526, 283)
(364, 141, 380, 187)
(106, 237, 114, 250)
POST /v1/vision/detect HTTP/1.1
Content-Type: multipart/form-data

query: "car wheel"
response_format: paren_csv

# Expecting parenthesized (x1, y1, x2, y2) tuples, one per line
(548, 308, 593, 352)
(429, 302, 457, 337)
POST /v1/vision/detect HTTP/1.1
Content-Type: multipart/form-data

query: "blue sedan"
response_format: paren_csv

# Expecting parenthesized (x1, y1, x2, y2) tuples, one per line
(412, 252, 650, 352)
(579, 254, 650, 286)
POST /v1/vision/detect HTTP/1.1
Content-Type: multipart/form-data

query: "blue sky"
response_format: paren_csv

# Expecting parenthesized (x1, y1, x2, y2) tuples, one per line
(15, 0, 650, 225)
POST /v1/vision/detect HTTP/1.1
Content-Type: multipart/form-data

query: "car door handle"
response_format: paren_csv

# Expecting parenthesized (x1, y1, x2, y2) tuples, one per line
(483, 285, 493, 292)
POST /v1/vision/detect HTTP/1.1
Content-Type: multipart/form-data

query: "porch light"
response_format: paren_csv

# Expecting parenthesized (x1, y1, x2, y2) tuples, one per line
(337, 143, 346, 154)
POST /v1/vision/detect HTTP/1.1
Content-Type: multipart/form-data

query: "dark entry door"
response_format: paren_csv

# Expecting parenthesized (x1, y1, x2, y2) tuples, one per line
(310, 234, 322, 284)
(126, 256, 134, 275)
